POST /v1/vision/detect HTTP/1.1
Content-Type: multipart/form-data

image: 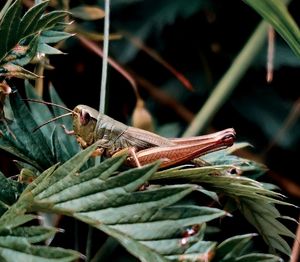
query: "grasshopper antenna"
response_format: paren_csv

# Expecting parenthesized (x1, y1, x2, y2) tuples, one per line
(23, 98, 73, 113)
(32, 112, 72, 132)
(22, 99, 77, 132)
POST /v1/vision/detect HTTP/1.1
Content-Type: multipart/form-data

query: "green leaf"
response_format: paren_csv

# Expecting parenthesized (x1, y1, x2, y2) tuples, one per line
(48, 83, 79, 156)
(236, 253, 283, 262)
(3, 35, 39, 66)
(0, 236, 81, 262)
(98, 225, 168, 262)
(37, 11, 68, 32)
(214, 233, 256, 261)
(31, 143, 99, 197)
(0, 171, 24, 205)
(70, 6, 105, 20)
(25, 81, 54, 142)
(0, 226, 58, 244)
(37, 43, 64, 55)
(243, 0, 300, 57)
(0, 93, 58, 170)
(27, 155, 227, 260)
(18, 1, 49, 37)
(40, 31, 73, 44)
(0, 0, 21, 60)
(239, 198, 294, 256)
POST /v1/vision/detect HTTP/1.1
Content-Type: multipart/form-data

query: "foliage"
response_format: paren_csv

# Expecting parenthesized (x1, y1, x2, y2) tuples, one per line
(0, 0, 71, 81)
(0, 0, 299, 261)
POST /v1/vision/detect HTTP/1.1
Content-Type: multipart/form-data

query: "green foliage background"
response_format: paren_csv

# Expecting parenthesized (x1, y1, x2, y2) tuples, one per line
(0, 0, 299, 261)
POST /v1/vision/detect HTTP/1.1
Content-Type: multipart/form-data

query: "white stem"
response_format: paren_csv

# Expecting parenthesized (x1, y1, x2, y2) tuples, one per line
(99, 0, 110, 115)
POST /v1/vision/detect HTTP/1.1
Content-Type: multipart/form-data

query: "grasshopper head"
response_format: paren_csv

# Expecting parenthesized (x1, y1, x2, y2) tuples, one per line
(73, 105, 99, 147)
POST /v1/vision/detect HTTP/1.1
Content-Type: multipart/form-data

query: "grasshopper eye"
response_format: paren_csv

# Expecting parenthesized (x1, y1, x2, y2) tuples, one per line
(80, 110, 91, 126)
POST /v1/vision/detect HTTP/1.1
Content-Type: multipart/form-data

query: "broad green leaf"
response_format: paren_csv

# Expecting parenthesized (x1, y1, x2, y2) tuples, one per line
(0, 236, 81, 262)
(0, 0, 21, 60)
(70, 6, 105, 20)
(99, 224, 168, 262)
(108, 205, 225, 240)
(243, 0, 300, 56)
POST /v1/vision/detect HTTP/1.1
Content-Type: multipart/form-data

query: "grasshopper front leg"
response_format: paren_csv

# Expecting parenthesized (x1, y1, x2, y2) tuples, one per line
(126, 128, 235, 168)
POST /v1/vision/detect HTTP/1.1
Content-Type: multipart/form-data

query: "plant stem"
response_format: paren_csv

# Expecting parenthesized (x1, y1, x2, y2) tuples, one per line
(98, 0, 110, 115)
(183, 22, 268, 137)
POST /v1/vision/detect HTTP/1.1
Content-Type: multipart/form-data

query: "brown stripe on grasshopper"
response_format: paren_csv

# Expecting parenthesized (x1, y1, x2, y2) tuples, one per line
(26, 100, 236, 168)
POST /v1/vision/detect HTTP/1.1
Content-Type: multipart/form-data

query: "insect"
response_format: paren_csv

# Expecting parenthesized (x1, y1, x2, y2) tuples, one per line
(27, 100, 236, 169)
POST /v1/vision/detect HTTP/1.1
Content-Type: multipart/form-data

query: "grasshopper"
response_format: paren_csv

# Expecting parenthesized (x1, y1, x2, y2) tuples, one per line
(28, 100, 236, 168)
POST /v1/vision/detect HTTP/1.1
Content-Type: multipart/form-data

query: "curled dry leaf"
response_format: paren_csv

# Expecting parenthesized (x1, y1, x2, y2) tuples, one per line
(132, 98, 154, 132)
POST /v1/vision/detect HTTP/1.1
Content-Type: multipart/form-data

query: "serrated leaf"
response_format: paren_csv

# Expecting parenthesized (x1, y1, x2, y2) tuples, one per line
(0, 93, 55, 170)
(0, 236, 81, 262)
(0, 0, 21, 60)
(0, 226, 57, 244)
(239, 198, 294, 256)
(31, 143, 98, 196)
(27, 154, 228, 260)
(70, 6, 105, 20)
(214, 233, 257, 261)
(99, 224, 168, 262)
(243, 0, 300, 57)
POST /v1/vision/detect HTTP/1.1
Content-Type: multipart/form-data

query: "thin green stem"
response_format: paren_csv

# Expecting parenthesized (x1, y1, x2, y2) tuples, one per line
(98, 0, 110, 115)
(183, 21, 269, 137)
